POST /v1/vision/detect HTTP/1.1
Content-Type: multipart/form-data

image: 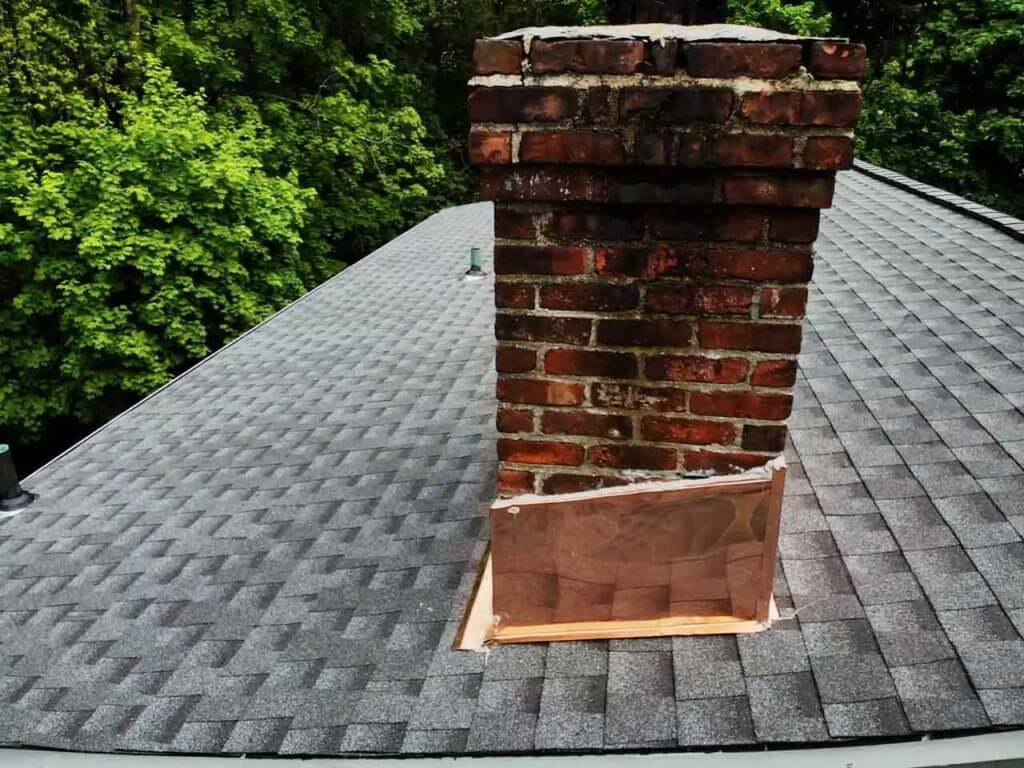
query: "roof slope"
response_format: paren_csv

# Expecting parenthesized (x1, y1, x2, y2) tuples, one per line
(2, 169, 1024, 755)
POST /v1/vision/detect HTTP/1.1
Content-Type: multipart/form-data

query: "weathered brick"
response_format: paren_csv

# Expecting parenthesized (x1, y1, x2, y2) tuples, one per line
(597, 318, 693, 347)
(722, 174, 835, 208)
(541, 410, 633, 440)
(769, 210, 820, 242)
(544, 208, 643, 242)
(750, 359, 798, 387)
(701, 133, 795, 168)
(808, 42, 867, 80)
(647, 208, 765, 242)
(619, 88, 734, 123)
(494, 245, 588, 275)
(495, 282, 535, 309)
(494, 207, 536, 239)
(595, 245, 705, 278)
(635, 133, 674, 166)
(803, 136, 854, 170)
(530, 39, 645, 74)
(589, 444, 677, 470)
(645, 284, 752, 316)
(478, 168, 600, 203)
(468, 87, 576, 123)
(496, 346, 537, 373)
(540, 283, 639, 312)
(497, 468, 535, 495)
(496, 378, 584, 405)
(497, 407, 534, 433)
(581, 88, 612, 122)
(699, 320, 802, 353)
(760, 286, 809, 318)
(684, 450, 772, 473)
(473, 39, 523, 75)
(468, 131, 512, 164)
(606, 173, 717, 205)
(741, 91, 863, 127)
(645, 355, 748, 384)
(542, 473, 629, 494)
(592, 382, 688, 412)
(706, 247, 813, 282)
(647, 39, 679, 75)
(498, 438, 585, 466)
(496, 313, 592, 344)
(685, 42, 802, 78)
(742, 424, 788, 452)
(545, 348, 638, 379)
(520, 130, 625, 165)
(642, 417, 736, 445)
(690, 391, 793, 420)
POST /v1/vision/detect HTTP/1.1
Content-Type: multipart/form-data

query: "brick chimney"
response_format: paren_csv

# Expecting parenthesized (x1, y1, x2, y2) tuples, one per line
(469, 25, 865, 496)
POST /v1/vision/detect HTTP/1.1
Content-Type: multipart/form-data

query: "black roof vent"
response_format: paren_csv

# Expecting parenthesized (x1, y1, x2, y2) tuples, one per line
(0, 444, 35, 513)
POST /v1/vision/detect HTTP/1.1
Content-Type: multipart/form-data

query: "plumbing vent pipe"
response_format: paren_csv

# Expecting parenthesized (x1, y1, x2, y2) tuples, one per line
(0, 444, 35, 513)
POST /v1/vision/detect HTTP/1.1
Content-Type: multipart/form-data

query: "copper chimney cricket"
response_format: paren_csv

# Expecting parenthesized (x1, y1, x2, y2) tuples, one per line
(460, 24, 865, 646)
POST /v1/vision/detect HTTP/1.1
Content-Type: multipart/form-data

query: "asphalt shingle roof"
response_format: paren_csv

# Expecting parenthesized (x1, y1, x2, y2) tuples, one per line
(2, 167, 1024, 755)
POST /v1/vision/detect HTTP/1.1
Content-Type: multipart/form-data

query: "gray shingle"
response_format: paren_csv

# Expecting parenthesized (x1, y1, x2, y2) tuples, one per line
(672, 636, 744, 700)
(865, 601, 955, 667)
(823, 698, 909, 738)
(890, 661, 989, 731)
(535, 676, 605, 750)
(604, 652, 674, 745)
(746, 672, 828, 742)
(675, 697, 755, 745)
(968, 542, 1024, 609)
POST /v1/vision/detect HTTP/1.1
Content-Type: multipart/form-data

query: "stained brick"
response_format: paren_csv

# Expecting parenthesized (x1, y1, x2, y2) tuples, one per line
(597, 318, 693, 347)
(496, 346, 537, 374)
(769, 210, 821, 242)
(498, 438, 585, 466)
(685, 42, 802, 78)
(699, 320, 802, 353)
(496, 378, 585, 406)
(530, 39, 645, 74)
(494, 282, 534, 309)
(496, 314, 592, 344)
(645, 355, 748, 384)
(520, 130, 625, 165)
(803, 136, 854, 170)
(760, 286, 809, 318)
(544, 208, 643, 242)
(619, 88, 734, 123)
(684, 450, 773, 473)
(542, 473, 629, 494)
(540, 283, 640, 312)
(690, 391, 793, 420)
(494, 207, 537, 239)
(722, 174, 836, 208)
(742, 424, 788, 452)
(497, 407, 534, 433)
(591, 383, 689, 412)
(647, 208, 766, 242)
(498, 468, 535, 495)
(479, 168, 599, 202)
(545, 348, 639, 379)
(468, 131, 512, 164)
(642, 417, 736, 445)
(741, 91, 864, 127)
(706, 247, 813, 282)
(468, 87, 577, 123)
(494, 245, 588, 275)
(751, 360, 798, 387)
(595, 245, 705, 278)
(541, 410, 633, 440)
(473, 39, 523, 75)
(808, 42, 867, 80)
(589, 444, 678, 470)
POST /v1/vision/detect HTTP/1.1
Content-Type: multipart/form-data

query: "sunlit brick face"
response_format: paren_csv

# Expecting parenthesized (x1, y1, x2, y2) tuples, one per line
(468, 26, 865, 496)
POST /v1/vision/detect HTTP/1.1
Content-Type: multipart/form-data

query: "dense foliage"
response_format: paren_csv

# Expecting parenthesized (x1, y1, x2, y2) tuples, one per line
(2, 0, 1022, 465)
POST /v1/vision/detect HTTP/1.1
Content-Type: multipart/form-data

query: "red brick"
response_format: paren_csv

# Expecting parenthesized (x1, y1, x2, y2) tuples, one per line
(760, 286, 809, 318)
(540, 283, 639, 312)
(706, 247, 813, 282)
(541, 410, 633, 440)
(642, 417, 736, 445)
(683, 450, 772, 473)
(497, 407, 534, 433)
(497, 468, 535, 495)
(635, 133, 674, 166)
(530, 39, 645, 74)
(496, 346, 537, 373)
(742, 424, 788, 452)
(496, 314, 592, 344)
(478, 168, 600, 203)
(494, 282, 534, 309)
(647, 284, 755, 317)
(808, 42, 867, 80)
(468, 87, 577, 123)
(468, 131, 512, 164)
(496, 378, 584, 405)
(648, 39, 679, 75)
(803, 136, 854, 170)
(597, 318, 692, 347)
(592, 383, 688, 412)
(646, 208, 765, 242)
(595, 245, 704, 279)
(494, 207, 536, 239)
(741, 91, 863, 127)
(620, 87, 733, 123)
(685, 43, 802, 78)
(473, 39, 523, 75)
(769, 210, 820, 242)
(589, 444, 677, 470)
(722, 174, 835, 208)
(690, 391, 793, 420)
(520, 130, 625, 165)
(645, 355, 748, 384)
(545, 348, 638, 379)
(582, 88, 612, 122)
(544, 208, 643, 242)
(751, 359, 798, 387)
(606, 173, 717, 206)
(494, 245, 587, 275)
(702, 134, 794, 168)
(542, 473, 629, 494)
(698, 320, 802, 353)
(498, 438, 585, 466)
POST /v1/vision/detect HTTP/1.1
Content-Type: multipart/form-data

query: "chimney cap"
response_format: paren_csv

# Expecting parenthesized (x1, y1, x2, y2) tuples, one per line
(492, 23, 847, 44)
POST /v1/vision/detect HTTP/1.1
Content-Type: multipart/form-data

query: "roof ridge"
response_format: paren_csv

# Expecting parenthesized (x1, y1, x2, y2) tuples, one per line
(853, 160, 1024, 243)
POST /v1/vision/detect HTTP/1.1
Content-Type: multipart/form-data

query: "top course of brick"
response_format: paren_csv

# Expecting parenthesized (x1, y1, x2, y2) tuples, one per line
(471, 23, 866, 82)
